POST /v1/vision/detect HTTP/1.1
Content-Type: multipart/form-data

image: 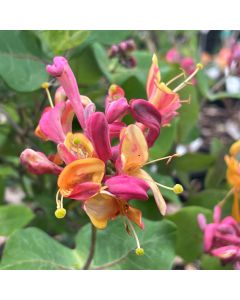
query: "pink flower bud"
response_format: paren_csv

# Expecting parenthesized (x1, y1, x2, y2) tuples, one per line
(20, 149, 62, 175)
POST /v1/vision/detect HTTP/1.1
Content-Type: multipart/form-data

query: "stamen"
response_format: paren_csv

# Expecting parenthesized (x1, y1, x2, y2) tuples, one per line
(173, 63, 203, 93)
(218, 188, 234, 207)
(155, 182, 184, 194)
(144, 153, 180, 166)
(125, 218, 144, 256)
(41, 82, 54, 108)
(55, 191, 66, 219)
(166, 72, 186, 86)
(180, 95, 191, 104)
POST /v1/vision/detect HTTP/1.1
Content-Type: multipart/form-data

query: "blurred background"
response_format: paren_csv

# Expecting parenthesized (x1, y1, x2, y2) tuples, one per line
(0, 30, 240, 270)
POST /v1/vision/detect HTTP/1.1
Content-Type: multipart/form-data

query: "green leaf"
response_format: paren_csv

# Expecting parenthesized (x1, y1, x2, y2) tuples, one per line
(187, 189, 232, 217)
(70, 46, 102, 85)
(0, 227, 83, 270)
(150, 118, 178, 159)
(171, 153, 215, 173)
(0, 219, 177, 270)
(0, 31, 48, 92)
(177, 85, 199, 143)
(167, 206, 212, 262)
(38, 30, 89, 55)
(91, 43, 112, 80)
(201, 254, 233, 270)
(0, 205, 34, 236)
(89, 31, 133, 45)
(76, 218, 177, 270)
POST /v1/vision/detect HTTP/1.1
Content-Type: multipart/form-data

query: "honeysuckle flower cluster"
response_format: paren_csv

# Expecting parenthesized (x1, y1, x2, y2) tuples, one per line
(108, 39, 136, 68)
(166, 47, 196, 85)
(201, 38, 240, 76)
(198, 206, 240, 270)
(20, 54, 202, 254)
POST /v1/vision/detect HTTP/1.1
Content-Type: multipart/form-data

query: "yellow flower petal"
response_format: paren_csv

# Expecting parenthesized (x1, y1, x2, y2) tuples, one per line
(64, 132, 94, 158)
(57, 158, 105, 194)
(84, 192, 119, 229)
(120, 124, 148, 173)
(133, 169, 167, 215)
(232, 191, 240, 223)
(229, 140, 240, 158)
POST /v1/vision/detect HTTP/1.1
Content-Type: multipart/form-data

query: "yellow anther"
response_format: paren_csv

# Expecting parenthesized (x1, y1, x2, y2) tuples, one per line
(41, 82, 50, 89)
(55, 208, 66, 219)
(196, 63, 203, 70)
(73, 137, 81, 145)
(135, 248, 144, 256)
(173, 184, 184, 194)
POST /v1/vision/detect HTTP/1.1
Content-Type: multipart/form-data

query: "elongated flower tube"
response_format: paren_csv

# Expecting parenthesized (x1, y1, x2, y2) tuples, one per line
(39, 101, 74, 144)
(198, 206, 240, 270)
(20, 149, 62, 175)
(105, 84, 129, 123)
(46, 56, 86, 129)
(86, 112, 112, 162)
(130, 99, 162, 147)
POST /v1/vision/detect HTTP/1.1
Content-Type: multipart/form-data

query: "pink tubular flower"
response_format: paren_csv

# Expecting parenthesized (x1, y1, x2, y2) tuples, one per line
(105, 84, 129, 124)
(166, 48, 181, 63)
(20, 149, 62, 175)
(39, 100, 74, 144)
(198, 206, 240, 269)
(105, 175, 150, 201)
(46, 56, 86, 129)
(86, 112, 112, 162)
(130, 99, 162, 147)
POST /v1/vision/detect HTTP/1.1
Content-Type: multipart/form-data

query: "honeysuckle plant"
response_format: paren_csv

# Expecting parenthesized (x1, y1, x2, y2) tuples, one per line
(20, 53, 203, 255)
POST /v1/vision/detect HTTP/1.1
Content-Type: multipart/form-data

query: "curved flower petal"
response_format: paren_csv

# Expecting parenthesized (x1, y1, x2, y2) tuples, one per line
(125, 205, 144, 229)
(61, 100, 74, 135)
(146, 54, 161, 100)
(20, 149, 62, 175)
(46, 56, 85, 129)
(86, 112, 112, 162)
(39, 102, 66, 144)
(105, 97, 129, 123)
(118, 124, 148, 173)
(57, 143, 77, 164)
(84, 192, 119, 229)
(67, 182, 101, 200)
(64, 132, 94, 159)
(107, 84, 125, 101)
(105, 175, 150, 201)
(203, 224, 218, 251)
(211, 245, 238, 260)
(54, 86, 67, 104)
(109, 121, 126, 139)
(133, 169, 167, 215)
(57, 158, 105, 197)
(130, 99, 162, 147)
(149, 83, 181, 126)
